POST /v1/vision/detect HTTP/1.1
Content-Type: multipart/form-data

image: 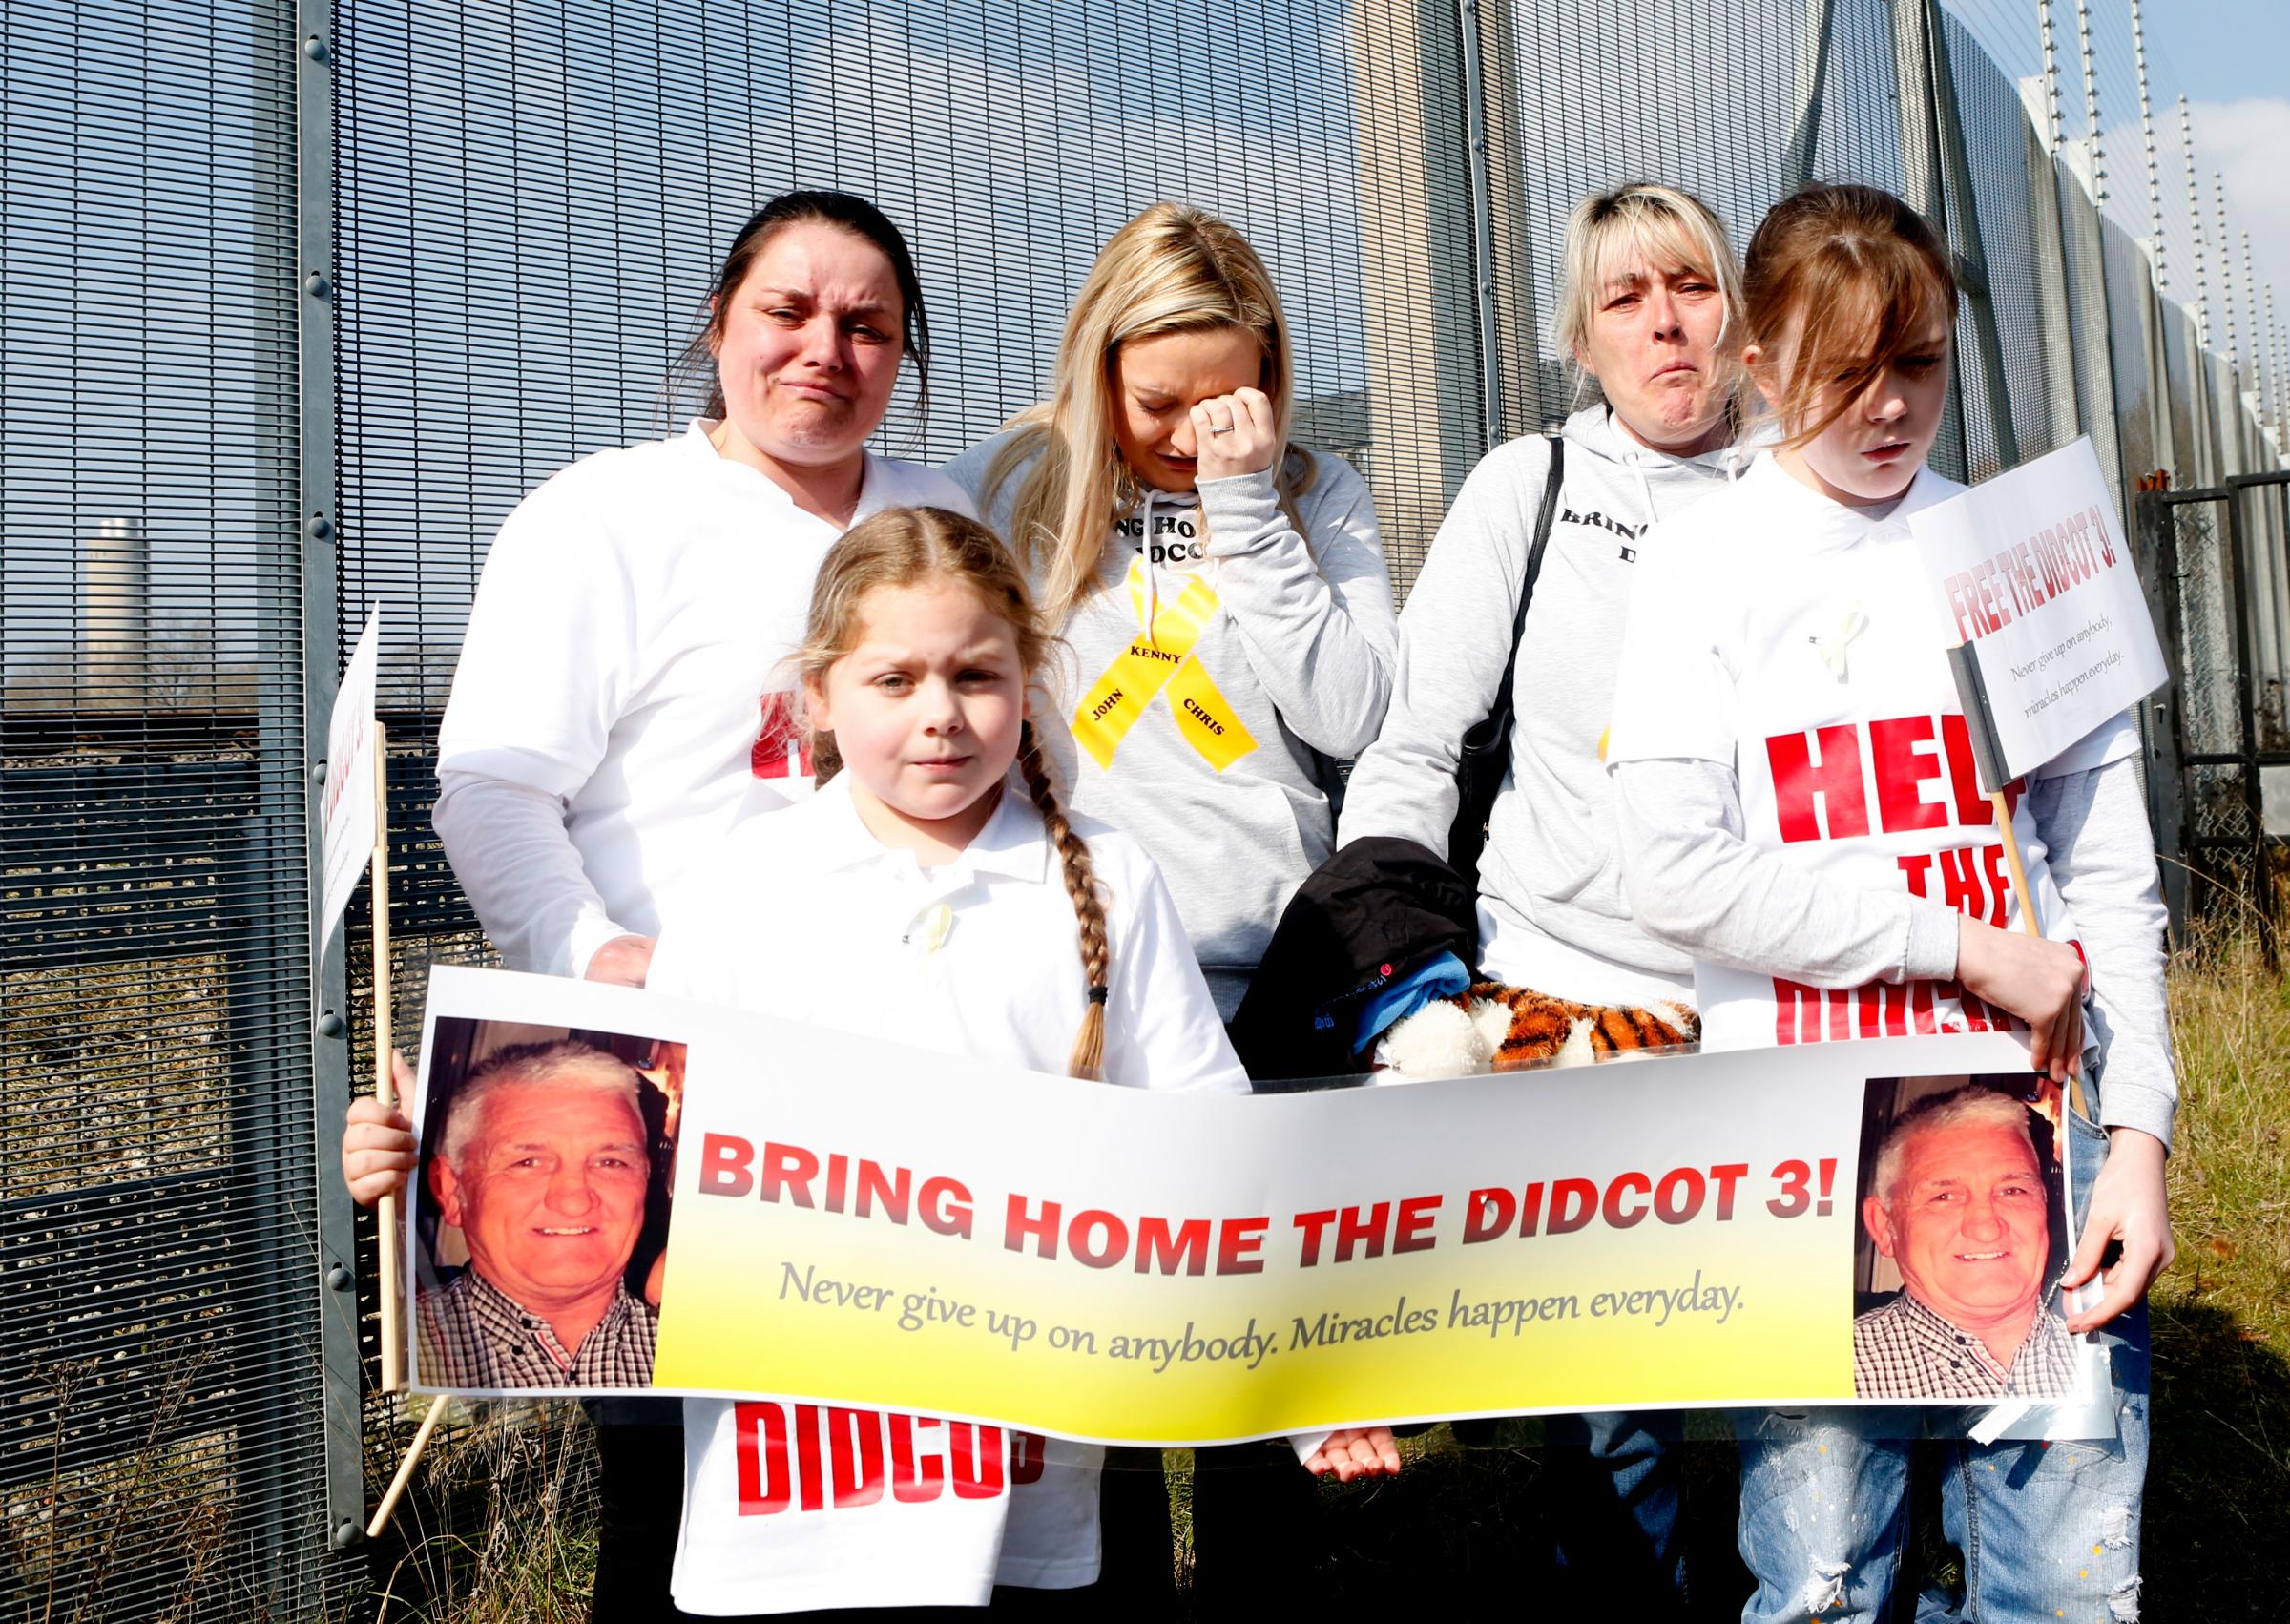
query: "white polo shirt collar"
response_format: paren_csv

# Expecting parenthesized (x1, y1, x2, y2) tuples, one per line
(802, 770, 1052, 888)
(1741, 450, 1955, 554)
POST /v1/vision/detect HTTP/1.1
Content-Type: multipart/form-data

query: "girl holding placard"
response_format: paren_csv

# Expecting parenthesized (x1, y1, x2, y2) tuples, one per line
(1606, 182, 2174, 1622)
(406, 191, 972, 1615)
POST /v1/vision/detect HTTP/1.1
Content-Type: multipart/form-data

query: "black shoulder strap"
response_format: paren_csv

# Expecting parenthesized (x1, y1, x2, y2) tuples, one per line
(1490, 433, 1564, 715)
(1444, 433, 1567, 882)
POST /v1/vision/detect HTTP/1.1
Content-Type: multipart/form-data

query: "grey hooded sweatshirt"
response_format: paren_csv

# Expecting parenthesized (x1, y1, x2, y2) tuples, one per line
(947, 432, 1397, 1015)
(1338, 404, 1743, 1005)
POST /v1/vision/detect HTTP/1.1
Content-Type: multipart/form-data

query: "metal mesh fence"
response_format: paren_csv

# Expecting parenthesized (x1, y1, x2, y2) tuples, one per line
(2242, 472, 2290, 722)
(2249, 482, 2290, 752)
(2171, 502, 2240, 759)
(0, 0, 357, 1616)
(1937, 6, 2054, 476)
(5, 0, 2289, 1615)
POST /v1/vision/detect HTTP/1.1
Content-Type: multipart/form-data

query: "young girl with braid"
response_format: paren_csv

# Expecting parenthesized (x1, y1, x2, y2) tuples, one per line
(642, 504, 1247, 1614)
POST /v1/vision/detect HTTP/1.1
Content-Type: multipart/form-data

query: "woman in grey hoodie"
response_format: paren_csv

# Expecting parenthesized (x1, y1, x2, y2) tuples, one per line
(1329, 182, 1751, 1611)
(947, 202, 1397, 1024)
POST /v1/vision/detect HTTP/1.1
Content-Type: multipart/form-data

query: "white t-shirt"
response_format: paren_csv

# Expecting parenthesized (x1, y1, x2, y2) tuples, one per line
(1607, 455, 2135, 1051)
(649, 772, 1248, 1614)
(433, 421, 975, 978)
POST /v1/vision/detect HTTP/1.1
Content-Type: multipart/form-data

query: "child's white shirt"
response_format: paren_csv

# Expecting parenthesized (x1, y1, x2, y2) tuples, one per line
(1606, 453, 2137, 1052)
(648, 771, 1247, 1614)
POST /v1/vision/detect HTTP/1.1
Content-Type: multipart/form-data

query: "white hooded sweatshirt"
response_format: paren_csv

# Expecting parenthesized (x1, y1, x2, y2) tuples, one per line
(947, 433, 1397, 1015)
(1338, 405, 1747, 1007)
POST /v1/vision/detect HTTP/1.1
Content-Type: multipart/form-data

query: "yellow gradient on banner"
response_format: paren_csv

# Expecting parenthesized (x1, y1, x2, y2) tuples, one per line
(1070, 561, 1253, 771)
(653, 1182, 1852, 1441)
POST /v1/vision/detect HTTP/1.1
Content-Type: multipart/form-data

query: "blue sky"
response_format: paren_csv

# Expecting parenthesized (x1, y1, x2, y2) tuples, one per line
(2153, 0, 2290, 348)
(2149, 0, 2290, 104)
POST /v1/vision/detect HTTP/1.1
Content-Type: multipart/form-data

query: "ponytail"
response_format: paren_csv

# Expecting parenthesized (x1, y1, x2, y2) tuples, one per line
(1017, 719, 1110, 1080)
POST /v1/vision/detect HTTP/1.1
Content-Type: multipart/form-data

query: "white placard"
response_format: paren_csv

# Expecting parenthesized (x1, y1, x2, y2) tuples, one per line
(317, 603, 382, 970)
(1908, 438, 2167, 781)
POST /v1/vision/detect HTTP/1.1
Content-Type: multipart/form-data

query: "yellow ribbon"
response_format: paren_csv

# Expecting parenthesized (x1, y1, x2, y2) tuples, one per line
(1072, 558, 1259, 772)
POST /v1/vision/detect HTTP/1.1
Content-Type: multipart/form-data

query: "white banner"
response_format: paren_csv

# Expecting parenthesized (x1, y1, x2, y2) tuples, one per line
(1909, 438, 2167, 781)
(403, 968, 2113, 1443)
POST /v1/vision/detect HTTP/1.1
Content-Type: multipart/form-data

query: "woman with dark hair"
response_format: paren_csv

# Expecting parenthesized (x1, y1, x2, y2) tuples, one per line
(418, 189, 971, 1616)
(433, 189, 970, 993)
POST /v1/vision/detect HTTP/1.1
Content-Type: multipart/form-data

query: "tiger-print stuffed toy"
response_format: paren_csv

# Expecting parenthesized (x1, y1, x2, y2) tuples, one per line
(1376, 980, 1699, 1080)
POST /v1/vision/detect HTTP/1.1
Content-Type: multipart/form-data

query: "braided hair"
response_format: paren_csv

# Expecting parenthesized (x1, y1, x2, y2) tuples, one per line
(1015, 718, 1111, 1078)
(793, 506, 1112, 1080)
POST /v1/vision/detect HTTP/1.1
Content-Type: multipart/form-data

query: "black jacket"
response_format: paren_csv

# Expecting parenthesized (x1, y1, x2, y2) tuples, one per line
(1228, 836, 1478, 1084)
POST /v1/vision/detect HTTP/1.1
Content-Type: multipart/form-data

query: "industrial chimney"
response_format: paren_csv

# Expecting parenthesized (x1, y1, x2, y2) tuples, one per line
(83, 516, 147, 707)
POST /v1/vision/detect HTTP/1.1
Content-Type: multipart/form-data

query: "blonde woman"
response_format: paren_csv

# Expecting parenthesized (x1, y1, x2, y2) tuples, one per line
(1328, 181, 1751, 1613)
(947, 202, 1396, 1024)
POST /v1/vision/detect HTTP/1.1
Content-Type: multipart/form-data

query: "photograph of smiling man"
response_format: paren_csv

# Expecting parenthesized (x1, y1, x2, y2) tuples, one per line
(1850, 1075, 2076, 1402)
(412, 1019, 682, 1390)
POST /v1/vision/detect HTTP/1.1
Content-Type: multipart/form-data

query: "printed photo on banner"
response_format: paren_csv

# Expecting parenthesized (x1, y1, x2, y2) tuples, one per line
(409, 1012, 688, 1392)
(1851, 1074, 2081, 1403)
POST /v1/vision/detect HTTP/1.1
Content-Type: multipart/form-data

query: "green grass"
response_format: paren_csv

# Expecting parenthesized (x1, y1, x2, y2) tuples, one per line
(2146, 921, 2290, 1617)
(356, 923, 2290, 1618)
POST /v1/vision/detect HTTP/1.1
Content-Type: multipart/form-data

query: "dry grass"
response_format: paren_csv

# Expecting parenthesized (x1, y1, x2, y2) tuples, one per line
(361, 1401, 599, 1624)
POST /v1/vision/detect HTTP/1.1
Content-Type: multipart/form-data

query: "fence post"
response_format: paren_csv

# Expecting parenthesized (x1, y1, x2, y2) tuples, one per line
(2062, 0, 2125, 502)
(1349, 0, 1488, 584)
(2025, 4, 2080, 453)
(1889, 0, 1969, 482)
(1781, 0, 1834, 195)
(2128, 0, 2178, 484)
(1456, 0, 1504, 458)
(1468, 0, 1542, 442)
(2207, 177, 2248, 485)
(2136, 491, 2191, 938)
(297, 0, 367, 1554)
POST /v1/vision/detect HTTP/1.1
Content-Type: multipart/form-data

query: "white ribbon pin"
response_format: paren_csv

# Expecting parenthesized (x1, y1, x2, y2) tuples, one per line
(1808, 602, 1870, 681)
(904, 902, 954, 956)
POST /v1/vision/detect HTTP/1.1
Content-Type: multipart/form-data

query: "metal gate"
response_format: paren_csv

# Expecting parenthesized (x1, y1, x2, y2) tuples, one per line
(2137, 473, 2289, 955)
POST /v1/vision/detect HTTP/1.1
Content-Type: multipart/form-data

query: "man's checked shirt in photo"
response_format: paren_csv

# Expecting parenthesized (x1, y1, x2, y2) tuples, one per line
(1851, 1288, 2077, 1401)
(415, 1267, 657, 1389)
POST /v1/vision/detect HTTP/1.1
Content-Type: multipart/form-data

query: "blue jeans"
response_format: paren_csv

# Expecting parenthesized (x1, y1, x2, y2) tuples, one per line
(1546, 1409, 1686, 1613)
(1733, 1100, 2150, 1622)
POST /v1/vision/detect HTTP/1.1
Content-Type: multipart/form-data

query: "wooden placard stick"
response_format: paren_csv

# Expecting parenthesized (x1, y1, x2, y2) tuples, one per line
(1950, 647, 2092, 1123)
(1986, 795, 2092, 1124)
(371, 718, 405, 1393)
(366, 1398, 445, 1539)
(362, 719, 451, 1539)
